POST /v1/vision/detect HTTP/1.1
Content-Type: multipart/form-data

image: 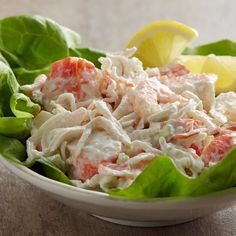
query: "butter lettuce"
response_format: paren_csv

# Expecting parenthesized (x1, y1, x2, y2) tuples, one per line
(0, 134, 26, 163)
(0, 134, 72, 185)
(0, 60, 38, 138)
(109, 148, 236, 199)
(0, 61, 19, 116)
(0, 15, 104, 85)
(183, 39, 236, 56)
(0, 52, 9, 65)
(69, 48, 106, 68)
(0, 117, 30, 138)
(10, 93, 40, 118)
(0, 15, 80, 85)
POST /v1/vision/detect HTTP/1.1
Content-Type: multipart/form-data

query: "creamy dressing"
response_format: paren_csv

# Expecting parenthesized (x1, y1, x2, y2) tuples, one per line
(210, 92, 236, 123)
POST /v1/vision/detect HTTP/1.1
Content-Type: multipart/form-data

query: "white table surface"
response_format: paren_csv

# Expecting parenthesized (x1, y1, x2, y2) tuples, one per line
(0, 0, 236, 235)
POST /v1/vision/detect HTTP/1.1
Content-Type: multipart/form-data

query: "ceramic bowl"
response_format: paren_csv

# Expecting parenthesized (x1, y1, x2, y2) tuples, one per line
(1, 156, 236, 227)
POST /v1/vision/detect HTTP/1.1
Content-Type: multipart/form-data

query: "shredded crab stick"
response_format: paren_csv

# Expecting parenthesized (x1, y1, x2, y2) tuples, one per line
(22, 49, 236, 191)
(43, 57, 97, 95)
(201, 135, 234, 166)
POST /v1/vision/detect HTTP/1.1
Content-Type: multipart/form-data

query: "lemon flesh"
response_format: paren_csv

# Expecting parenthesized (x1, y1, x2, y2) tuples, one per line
(179, 55, 236, 94)
(127, 21, 198, 67)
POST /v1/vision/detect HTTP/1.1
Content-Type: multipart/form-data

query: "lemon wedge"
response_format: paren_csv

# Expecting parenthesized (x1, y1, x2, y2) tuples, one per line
(179, 55, 236, 94)
(127, 21, 198, 67)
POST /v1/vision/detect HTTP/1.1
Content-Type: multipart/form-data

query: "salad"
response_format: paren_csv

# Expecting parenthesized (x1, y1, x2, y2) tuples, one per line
(1, 15, 236, 199)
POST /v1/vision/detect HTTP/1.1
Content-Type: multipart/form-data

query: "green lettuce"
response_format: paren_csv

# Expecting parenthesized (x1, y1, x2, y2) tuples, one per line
(69, 48, 106, 68)
(0, 60, 39, 138)
(0, 60, 32, 138)
(10, 93, 40, 118)
(0, 15, 80, 84)
(0, 61, 19, 116)
(0, 134, 26, 163)
(13, 66, 51, 87)
(183, 39, 236, 56)
(0, 92, 41, 138)
(0, 52, 9, 65)
(0, 15, 105, 85)
(0, 117, 30, 138)
(0, 134, 72, 185)
(109, 148, 236, 199)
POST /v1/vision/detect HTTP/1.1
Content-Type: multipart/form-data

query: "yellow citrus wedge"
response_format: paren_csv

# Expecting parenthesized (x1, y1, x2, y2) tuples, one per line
(127, 21, 198, 67)
(178, 55, 236, 94)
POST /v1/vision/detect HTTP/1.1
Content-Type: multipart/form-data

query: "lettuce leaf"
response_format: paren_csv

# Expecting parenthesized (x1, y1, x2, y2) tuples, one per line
(183, 39, 236, 56)
(69, 48, 106, 68)
(0, 61, 19, 116)
(10, 93, 40, 118)
(0, 134, 72, 185)
(0, 52, 9, 65)
(109, 148, 236, 199)
(0, 15, 81, 85)
(0, 117, 31, 138)
(31, 159, 71, 185)
(0, 134, 26, 163)
(12, 66, 50, 86)
(0, 15, 81, 69)
(0, 60, 41, 138)
(0, 15, 105, 85)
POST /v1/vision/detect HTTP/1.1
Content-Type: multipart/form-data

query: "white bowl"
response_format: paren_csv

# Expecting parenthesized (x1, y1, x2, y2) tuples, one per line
(1, 155, 236, 227)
